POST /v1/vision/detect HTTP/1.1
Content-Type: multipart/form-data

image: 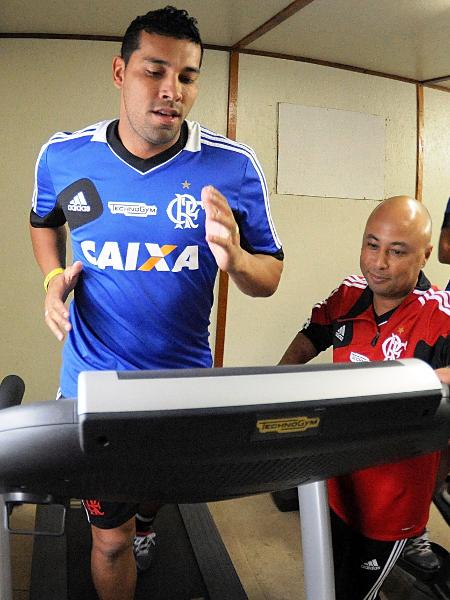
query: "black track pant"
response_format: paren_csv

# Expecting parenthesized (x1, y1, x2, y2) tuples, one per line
(330, 510, 408, 600)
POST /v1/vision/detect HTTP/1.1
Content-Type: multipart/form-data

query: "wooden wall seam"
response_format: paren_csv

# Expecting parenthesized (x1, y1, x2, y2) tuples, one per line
(213, 50, 239, 367)
(416, 84, 424, 202)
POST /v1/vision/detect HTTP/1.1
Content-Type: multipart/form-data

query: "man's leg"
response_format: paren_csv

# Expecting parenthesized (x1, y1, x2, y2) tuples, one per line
(331, 510, 407, 600)
(433, 444, 450, 525)
(133, 502, 162, 572)
(403, 448, 448, 569)
(82, 500, 138, 600)
(91, 517, 136, 600)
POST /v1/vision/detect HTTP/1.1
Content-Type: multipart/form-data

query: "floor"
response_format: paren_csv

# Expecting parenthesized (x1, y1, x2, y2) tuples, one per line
(9, 503, 35, 600)
(8, 492, 450, 599)
(210, 493, 450, 600)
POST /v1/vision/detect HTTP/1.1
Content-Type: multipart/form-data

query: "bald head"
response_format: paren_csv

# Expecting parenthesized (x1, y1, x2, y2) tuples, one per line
(366, 195, 432, 247)
(360, 195, 433, 313)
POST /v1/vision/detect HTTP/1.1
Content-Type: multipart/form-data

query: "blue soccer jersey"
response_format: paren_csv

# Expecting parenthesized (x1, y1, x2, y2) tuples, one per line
(31, 119, 283, 397)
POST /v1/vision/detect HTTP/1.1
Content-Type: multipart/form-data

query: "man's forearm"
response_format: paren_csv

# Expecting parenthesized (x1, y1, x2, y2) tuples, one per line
(227, 252, 283, 297)
(279, 332, 318, 365)
(29, 225, 67, 275)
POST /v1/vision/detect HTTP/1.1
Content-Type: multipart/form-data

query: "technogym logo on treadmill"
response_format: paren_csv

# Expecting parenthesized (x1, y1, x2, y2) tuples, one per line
(256, 416, 320, 435)
(81, 240, 199, 272)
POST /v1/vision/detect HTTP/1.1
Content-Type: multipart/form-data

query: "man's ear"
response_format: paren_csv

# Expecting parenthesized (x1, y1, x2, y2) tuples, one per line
(423, 244, 433, 267)
(112, 56, 126, 89)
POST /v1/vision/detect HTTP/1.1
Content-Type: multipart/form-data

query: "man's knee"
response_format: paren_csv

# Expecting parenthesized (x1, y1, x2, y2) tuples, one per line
(91, 518, 135, 563)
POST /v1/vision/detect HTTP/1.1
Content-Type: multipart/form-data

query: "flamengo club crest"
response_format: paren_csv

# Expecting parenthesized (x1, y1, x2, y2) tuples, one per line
(167, 194, 203, 229)
(382, 334, 407, 360)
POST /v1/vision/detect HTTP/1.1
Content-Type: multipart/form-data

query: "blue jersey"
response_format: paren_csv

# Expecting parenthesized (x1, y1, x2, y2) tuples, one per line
(31, 120, 283, 397)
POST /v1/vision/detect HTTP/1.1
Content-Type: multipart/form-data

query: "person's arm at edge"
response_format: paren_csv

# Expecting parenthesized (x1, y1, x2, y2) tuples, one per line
(279, 332, 318, 365)
(30, 224, 67, 275)
(226, 252, 283, 298)
(435, 367, 450, 386)
(29, 224, 82, 341)
(438, 228, 450, 264)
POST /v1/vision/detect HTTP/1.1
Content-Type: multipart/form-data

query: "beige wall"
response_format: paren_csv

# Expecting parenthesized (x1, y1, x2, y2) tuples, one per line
(224, 55, 417, 367)
(1, 39, 121, 402)
(422, 87, 450, 290)
(1, 38, 447, 400)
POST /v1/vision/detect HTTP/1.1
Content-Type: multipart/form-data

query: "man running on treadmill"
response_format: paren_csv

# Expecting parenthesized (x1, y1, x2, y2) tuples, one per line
(29, 6, 283, 600)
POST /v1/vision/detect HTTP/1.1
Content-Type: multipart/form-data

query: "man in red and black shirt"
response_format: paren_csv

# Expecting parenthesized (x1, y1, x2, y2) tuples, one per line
(281, 196, 450, 600)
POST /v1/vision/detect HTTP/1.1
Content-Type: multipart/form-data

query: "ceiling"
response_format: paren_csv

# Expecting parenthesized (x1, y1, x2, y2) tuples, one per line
(1, 0, 450, 88)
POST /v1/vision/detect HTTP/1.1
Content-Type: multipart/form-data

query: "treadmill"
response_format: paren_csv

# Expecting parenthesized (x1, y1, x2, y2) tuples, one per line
(0, 358, 448, 600)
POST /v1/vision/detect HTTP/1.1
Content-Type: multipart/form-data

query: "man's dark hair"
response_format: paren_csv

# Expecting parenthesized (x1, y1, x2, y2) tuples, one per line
(121, 5, 203, 65)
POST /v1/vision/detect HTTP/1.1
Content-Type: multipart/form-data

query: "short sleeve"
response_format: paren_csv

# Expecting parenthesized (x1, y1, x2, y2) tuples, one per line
(30, 143, 66, 228)
(301, 285, 343, 353)
(234, 154, 283, 260)
(414, 295, 450, 368)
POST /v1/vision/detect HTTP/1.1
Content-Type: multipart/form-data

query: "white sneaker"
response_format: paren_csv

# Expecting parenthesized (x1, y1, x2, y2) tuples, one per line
(133, 529, 157, 572)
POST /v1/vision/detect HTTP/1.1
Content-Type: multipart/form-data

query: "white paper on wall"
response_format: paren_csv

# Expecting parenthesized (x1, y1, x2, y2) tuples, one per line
(277, 103, 386, 200)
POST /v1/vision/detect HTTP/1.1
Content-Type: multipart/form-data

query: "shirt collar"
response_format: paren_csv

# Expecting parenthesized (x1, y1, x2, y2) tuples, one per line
(106, 119, 189, 173)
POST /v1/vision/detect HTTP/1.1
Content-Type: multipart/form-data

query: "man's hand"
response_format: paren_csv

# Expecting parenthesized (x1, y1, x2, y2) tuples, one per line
(202, 185, 243, 273)
(44, 261, 83, 341)
(202, 185, 282, 296)
(436, 367, 450, 386)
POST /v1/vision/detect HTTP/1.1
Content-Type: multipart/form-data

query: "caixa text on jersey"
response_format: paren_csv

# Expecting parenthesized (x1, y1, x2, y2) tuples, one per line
(80, 241, 200, 272)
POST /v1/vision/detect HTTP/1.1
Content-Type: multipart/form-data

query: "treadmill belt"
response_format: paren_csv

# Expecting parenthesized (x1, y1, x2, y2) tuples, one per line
(31, 503, 247, 600)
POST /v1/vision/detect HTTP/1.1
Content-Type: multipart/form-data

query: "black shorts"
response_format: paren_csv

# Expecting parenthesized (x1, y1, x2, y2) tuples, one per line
(82, 499, 138, 529)
(57, 394, 138, 530)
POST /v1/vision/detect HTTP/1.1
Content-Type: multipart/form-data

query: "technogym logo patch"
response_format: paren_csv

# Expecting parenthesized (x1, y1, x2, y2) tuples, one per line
(108, 202, 157, 218)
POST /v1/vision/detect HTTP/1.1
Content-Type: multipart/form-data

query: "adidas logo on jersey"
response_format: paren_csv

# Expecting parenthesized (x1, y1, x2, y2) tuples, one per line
(361, 559, 380, 571)
(68, 192, 91, 212)
(335, 325, 346, 341)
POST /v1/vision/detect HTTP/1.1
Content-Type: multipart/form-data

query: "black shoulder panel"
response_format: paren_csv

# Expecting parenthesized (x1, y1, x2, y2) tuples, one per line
(302, 322, 333, 353)
(57, 179, 103, 230)
(414, 335, 450, 369)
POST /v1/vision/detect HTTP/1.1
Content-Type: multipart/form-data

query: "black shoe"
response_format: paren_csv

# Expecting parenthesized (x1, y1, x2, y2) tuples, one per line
(133, 528, 157, 572)
(401, 531, 440, 571)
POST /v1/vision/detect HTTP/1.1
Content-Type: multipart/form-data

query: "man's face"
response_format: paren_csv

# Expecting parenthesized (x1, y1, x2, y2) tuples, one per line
(360, 213, 431, 305)
(113, 32, 201, 156)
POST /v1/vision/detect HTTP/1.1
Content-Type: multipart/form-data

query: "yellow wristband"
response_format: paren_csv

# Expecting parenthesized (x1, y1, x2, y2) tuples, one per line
(44, 267, 64, 292)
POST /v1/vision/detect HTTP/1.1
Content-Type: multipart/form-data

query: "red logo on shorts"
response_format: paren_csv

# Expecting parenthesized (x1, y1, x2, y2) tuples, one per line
(84, 499, 105, 516)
